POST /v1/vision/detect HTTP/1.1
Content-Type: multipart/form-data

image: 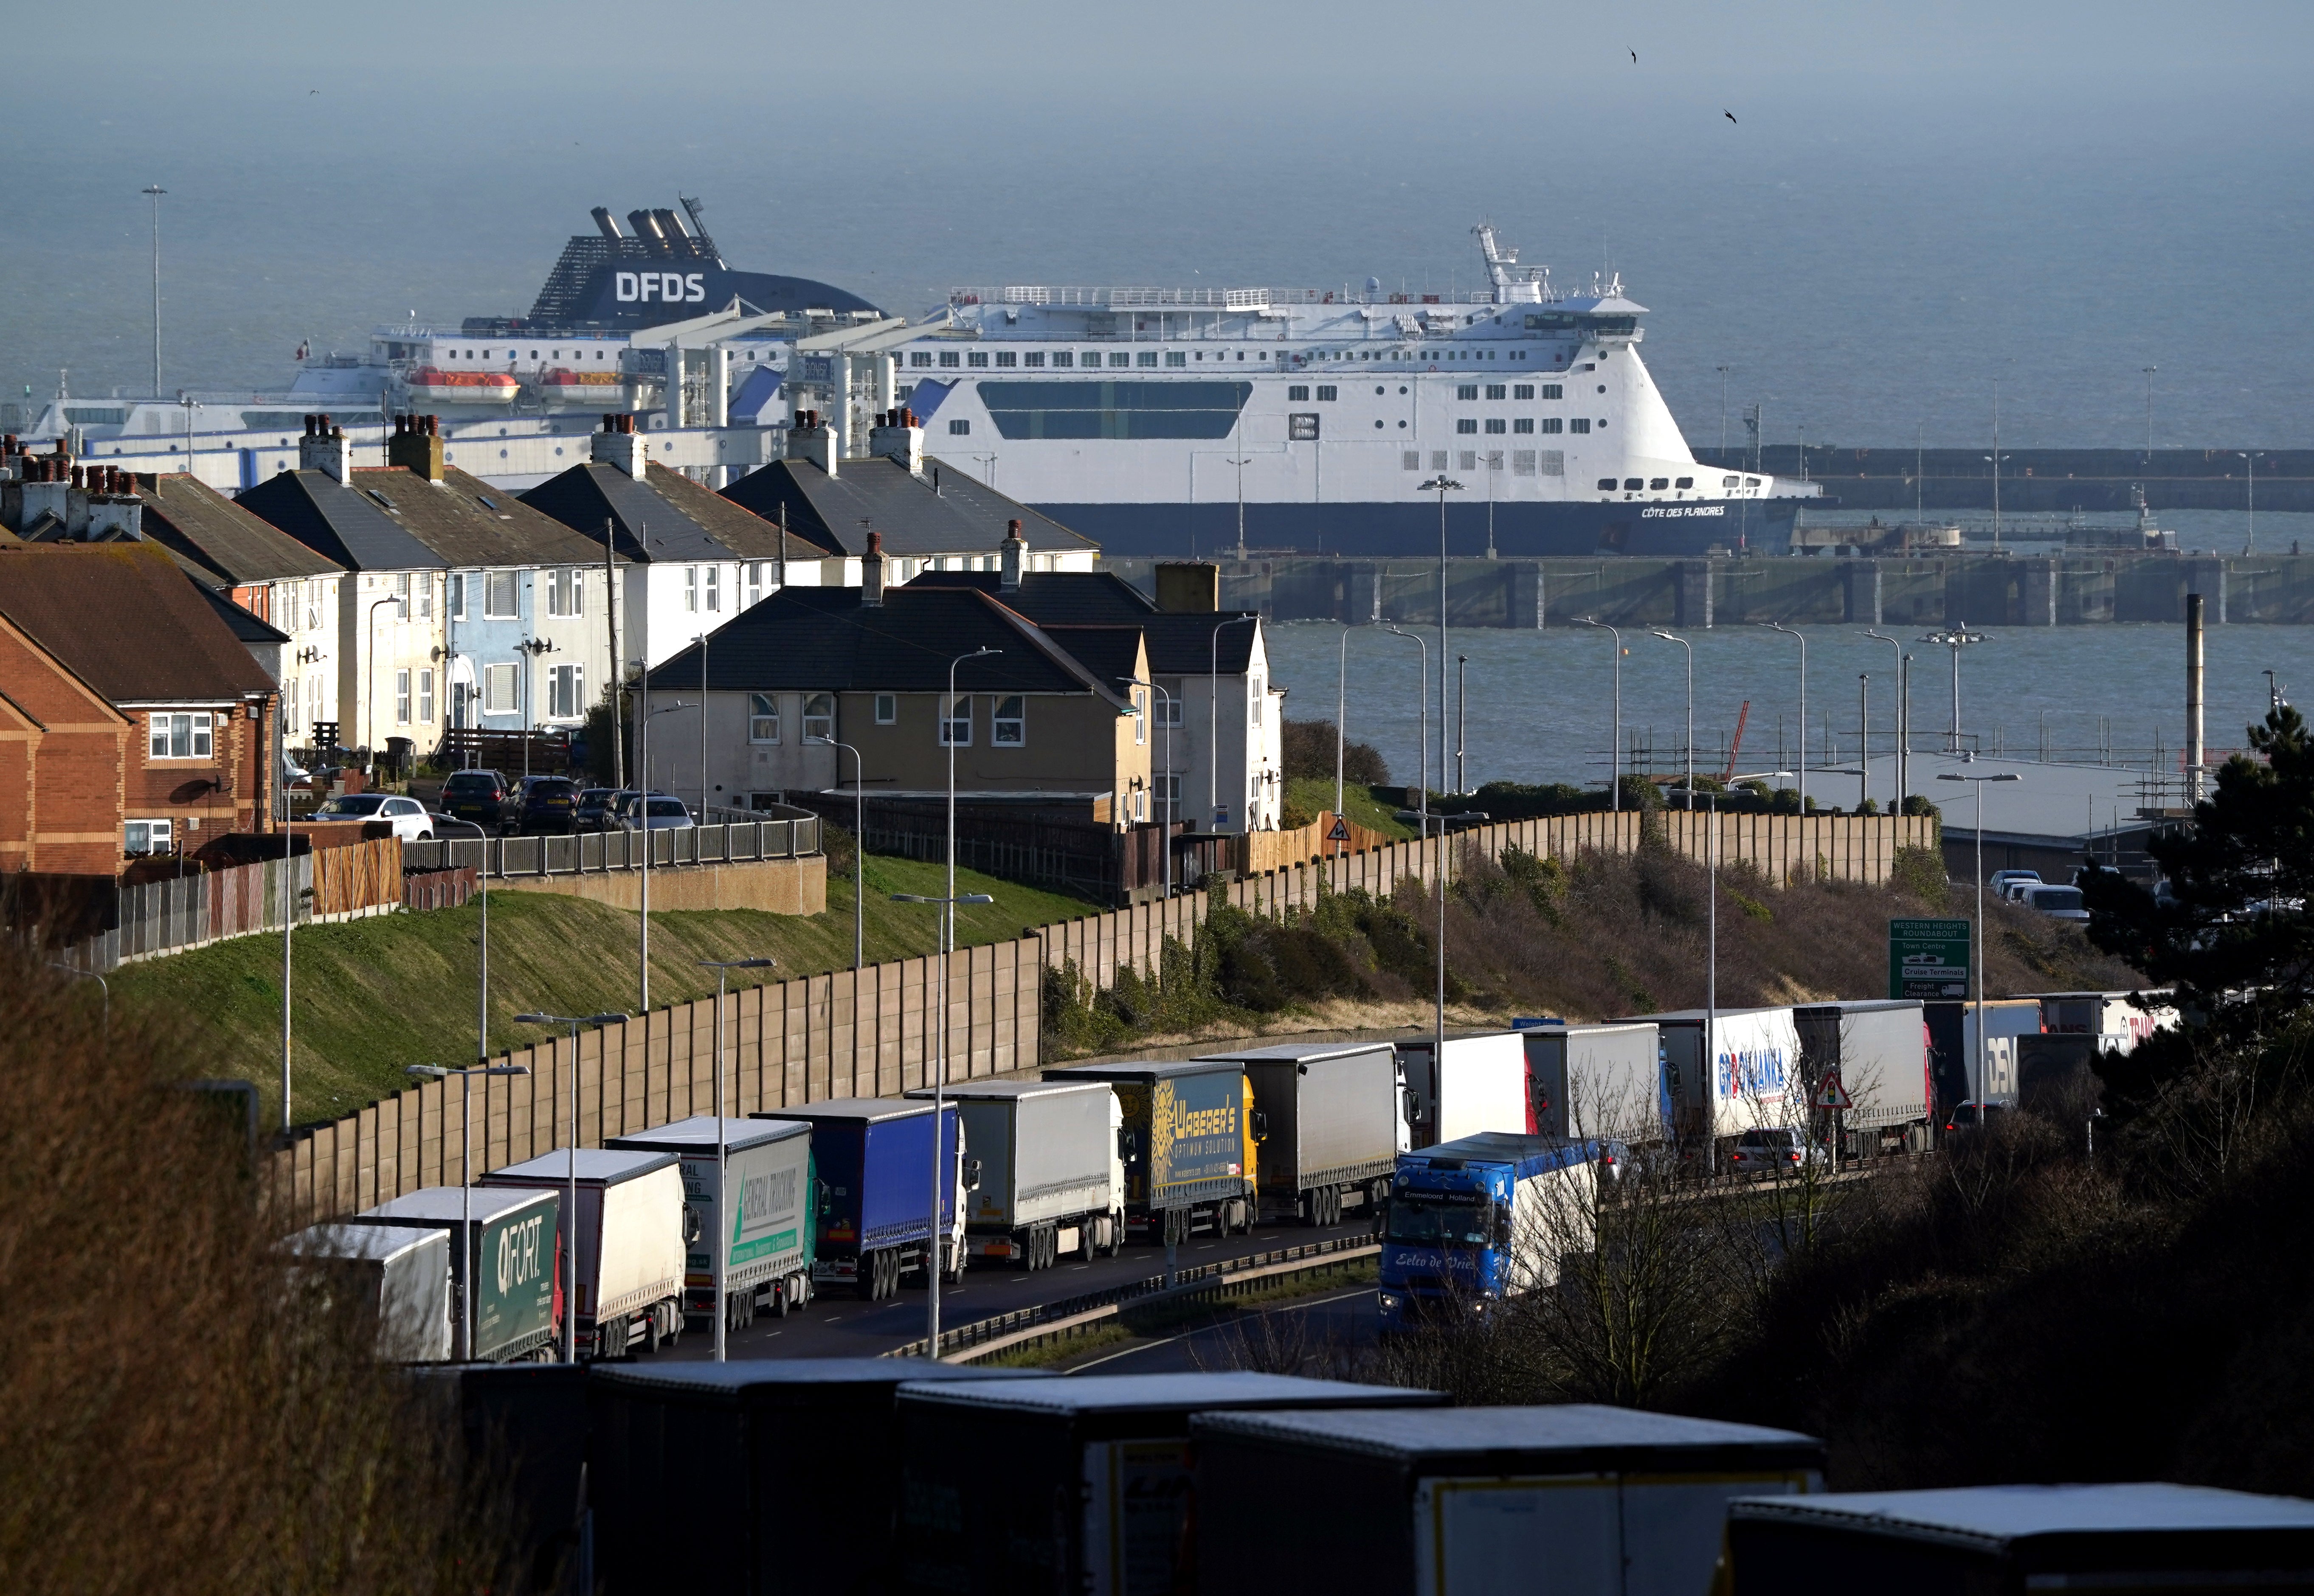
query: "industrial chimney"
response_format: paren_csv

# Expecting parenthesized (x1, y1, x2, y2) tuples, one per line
(2187, 591, 2206, 803)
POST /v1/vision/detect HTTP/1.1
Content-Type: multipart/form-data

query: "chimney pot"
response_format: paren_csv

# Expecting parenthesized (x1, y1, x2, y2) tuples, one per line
(861, 529, 887, 607)
(999, 518, 1027, 590)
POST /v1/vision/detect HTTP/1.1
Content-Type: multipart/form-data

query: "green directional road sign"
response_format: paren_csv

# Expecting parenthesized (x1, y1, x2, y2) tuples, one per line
(1889, 917, 1972, 1000)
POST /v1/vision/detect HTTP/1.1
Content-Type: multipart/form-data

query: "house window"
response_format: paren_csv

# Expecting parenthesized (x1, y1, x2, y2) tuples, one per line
(124, 819, 173, 856)
(418, 668, 436, 724)
(307, 674, 324, 731)
(1315, 385, 1336, 401)
(283, 676, 301, 735)
(1455, 419, 1478, 435)
(1159, 773, 1182, 810)
(994, 694, 1025, 746)
(395, 669, 411, 725)
(1133, 785, 1148, 823)
(148, 711, 214, 759)
(1126, 690, 1144, 747)
(910, 352, 932, 368)
(938, 351, 961, 368)
(745, 562, 767, 607)
(546, 568, 584, 617)
(802, 693, 834, 744)
(447, 573, 465, 620)
(1249, 675, 1264, 725)
(685, 567, 699, 612)
(484, 663, 518, 715)
(875, 693, 896, 725)
(1457, 384, 1478, 400)
(939, 694, 971, 746)
(949, 419, 970, 436)
(1157, 694, 1181, 726)
(485, 570, 519, 619)
(547, 664, 583, 719)
(304, 579, 324, 631)
(417, 573, 434, 620)
(393, 572, 411, 621)
(749, 694, 780, 743)
(704, 565, 721, 613)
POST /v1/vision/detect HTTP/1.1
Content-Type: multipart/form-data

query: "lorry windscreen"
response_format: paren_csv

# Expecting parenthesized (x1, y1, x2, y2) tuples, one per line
(1385, 1195, 1495, 1248)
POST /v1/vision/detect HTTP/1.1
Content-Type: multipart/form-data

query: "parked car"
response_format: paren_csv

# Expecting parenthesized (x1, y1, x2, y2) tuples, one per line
(619, 795, 695, 832)
(1728, 1126, 1828, 1175)
(425, 812, 487, 840)
(515, 776, 580, 835)
(311, 792, 435, 841)
(2022, 884, 2090, 922)
(440, 770, 513, 832)
(1944, 1100, 2014, 1133)
(574, 787, 621, 832)
(1990, 869, 2042, 899)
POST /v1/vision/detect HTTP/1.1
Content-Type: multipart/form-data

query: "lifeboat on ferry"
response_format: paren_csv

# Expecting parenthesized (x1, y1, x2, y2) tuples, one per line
(532, 367, 633, 408)
(403, 366, 520, 405)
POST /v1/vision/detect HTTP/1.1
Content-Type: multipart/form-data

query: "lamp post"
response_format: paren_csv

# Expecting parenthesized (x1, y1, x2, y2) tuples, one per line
(635, 697, 691, 1012)
(1209, 614, 1259, 832)
(1120, 678, 1176, 900)
(512, 1010, 628, 1362)
(1335, 626, 1350, 820)
(516, 636, 557, 782)
(1761, 621, 1807, 814)
(696, 956, 774, 1360)
(1575, 618, 1622, 810)
(1920, 625, 1987, 754)
(1864, 630, 1906, 811)
(1384, 624, 1445, 1085)
(1455, 654, 1469, 796)
(1705, 788, 1717, 1175)
(1937, 770, 2022, 1123)
(142, 184, 165, 396)
(695, 632, 710, 816)
(2142, 367, 2157, 463)
(2236, 452, 2258, 554)
(1717, 365, 1730, 457)
(1227, 453, 1251, 561)
(1650, 629, 1695, 810)
(364, 596, 394, 757)
(1857, 674, 1871, 811)
(808, 736, 866, 965)
(1986, 452, 2012, 547)
(406, 1061, 532, 1360)
(47, 962, 108, 1037)
(1420, 476, 1462, 817)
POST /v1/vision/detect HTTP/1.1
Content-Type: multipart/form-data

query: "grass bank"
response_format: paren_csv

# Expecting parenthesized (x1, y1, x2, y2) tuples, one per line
(113, 849, 1098, 1126)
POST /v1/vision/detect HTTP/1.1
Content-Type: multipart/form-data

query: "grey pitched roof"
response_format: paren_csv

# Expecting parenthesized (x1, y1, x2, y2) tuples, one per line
(137, 473, 344, 586)
(642, 584, 1136, 710)
(719, 454, 1097, 559)
(520, 461, 818, 565)
(903, 571, 1259, 673)
(237, 464, 621, 573)
(0, 541, 278, 704)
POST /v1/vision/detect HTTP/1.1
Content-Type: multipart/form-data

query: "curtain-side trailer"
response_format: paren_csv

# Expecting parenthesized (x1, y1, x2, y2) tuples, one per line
(1193, 1041, 1399, 1227)
(759, 1098, 963, 1300)
(1043, 1060, 1260, 1245)
(1519, 1021, 1664, 1142)
(907, 1079, 1123, 1270)
(347, 1184, 560, 1362)
(481, 1149, 686, 1360)
(281, 1223, 454, 1362)
(1794, 1000, 1933, 1155)
(1634, 1007, 1804, 1171)
(607, 1116, 816, 1330)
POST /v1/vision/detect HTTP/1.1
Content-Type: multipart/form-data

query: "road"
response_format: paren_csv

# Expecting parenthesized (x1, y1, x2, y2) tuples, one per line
(1060, 1285, 1381, 1374)
(657, 1214, 1380, 1363)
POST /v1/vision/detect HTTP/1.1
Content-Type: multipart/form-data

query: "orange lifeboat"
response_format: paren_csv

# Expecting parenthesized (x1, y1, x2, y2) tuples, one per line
(403, 366, 520, 405)
(533, 367, 633, 408)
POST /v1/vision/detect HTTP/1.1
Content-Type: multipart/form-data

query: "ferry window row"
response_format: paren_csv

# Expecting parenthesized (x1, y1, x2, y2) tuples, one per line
(1594, 477, 1698, 491)
(438, 348, 608, 362)
(1458, 384, 1564, 401)
(1403, 450, 1567, 476)
(913, 350, 1262, 369)
(1447, 417, 1569, 434)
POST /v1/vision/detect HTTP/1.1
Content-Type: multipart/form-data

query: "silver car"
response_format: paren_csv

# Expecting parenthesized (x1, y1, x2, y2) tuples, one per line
(619, 795, 695, 832)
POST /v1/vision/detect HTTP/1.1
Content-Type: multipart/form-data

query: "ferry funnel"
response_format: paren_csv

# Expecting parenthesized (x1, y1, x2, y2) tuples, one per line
(591, 206, 624, 240)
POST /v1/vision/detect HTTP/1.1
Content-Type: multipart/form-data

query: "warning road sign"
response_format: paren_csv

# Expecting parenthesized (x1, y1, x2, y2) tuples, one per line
(1326, 817, 1352, 842)
(1815, 1072, 1853, 1110)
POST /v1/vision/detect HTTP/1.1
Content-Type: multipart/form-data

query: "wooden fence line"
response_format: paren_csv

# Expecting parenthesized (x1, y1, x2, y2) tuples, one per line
(267, 810, 1934, 1220)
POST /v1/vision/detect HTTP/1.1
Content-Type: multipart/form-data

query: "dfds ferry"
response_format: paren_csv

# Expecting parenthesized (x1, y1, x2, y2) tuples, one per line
(871, 227, 1819, 557)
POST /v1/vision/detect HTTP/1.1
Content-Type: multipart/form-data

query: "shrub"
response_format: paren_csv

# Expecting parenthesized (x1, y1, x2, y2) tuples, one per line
(1281, 718, 1390, 785)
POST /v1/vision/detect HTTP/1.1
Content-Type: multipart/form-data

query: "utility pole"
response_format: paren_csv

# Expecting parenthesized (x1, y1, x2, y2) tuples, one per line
(605, 518, 622, 790)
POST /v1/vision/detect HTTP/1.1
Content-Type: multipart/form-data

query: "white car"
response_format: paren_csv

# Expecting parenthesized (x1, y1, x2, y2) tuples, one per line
(2022, 884, 2091, 923)
(311, 792, 435, 841)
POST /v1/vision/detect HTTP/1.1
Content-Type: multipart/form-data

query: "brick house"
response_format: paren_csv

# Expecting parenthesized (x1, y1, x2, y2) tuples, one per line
(0, 542, 278, 862)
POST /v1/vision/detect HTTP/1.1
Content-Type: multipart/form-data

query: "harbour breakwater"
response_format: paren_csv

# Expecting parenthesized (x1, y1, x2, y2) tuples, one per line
(1692, 447, 2314, 514)
(1108, 552, 2314, 628)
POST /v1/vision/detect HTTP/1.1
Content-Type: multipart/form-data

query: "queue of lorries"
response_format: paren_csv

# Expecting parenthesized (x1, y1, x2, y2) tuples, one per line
(427, 1355, 2314, 1596)
(284, 987, 2174, 1359)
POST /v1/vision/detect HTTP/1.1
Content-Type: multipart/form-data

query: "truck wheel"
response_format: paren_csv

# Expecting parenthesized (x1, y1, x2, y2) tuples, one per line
(1078, 1222, 1095, 1263)
(856, 1253, 880, 1301)
(1107, 1212, 1125, 1256)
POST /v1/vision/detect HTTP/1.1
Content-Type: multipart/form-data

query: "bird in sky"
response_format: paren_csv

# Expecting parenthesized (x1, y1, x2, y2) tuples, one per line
(1725, 110, 1738, 122)
(1630, 49, 1638, 63)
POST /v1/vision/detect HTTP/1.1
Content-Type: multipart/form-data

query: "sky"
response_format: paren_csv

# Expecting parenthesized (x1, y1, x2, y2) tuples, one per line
(3, 0, 2310, 444)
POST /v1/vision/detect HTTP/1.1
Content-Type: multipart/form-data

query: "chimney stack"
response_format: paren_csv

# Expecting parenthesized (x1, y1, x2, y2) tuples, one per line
(298, 412, 353, 486)
(867, 407, 925, 476)
(387, 412, 447, 483)
(2187, 591, 2206, 803)
(999, 518, 1027, 591)
(1154, 562, 1221, 613)
(785, 409, 838, 478)
(861, 529, 887, 607)
(589, 410, 647, 480)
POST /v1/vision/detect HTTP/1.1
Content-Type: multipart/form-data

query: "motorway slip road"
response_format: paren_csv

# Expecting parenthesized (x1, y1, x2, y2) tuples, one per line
(659, 1215, 1381, 1363)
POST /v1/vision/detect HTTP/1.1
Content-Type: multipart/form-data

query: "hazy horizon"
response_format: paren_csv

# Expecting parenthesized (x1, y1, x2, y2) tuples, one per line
(5, 0, 2310, 447)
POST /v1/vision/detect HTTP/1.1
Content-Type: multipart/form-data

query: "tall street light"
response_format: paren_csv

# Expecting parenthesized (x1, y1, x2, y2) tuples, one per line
(1986, 452, 2012, 548)
(142, 184, 165, 395)
(1382, 624, 1444, 1082)
(694, 631, 710, 816)
(1761, 622, 1807, 813)
(2236, 452, 2259, 555)
(1650, 629, 1695, 810)
(2142, 366, 2157, 463)
(635, 696, 692, 1012)
(1937, 770, 2022, 1123)
(406, 1061, 532, 1360)
(1227, 452, 1251, 560)
(697, 956, 774, 1361)
(512, 1009, 629, 1362)
(1920, 625, 1987, 754)
(1334, 626, 1350, 820)
(808, 735, 866, 966)
(1857, 674, 1871, 811)
(1575, 618, 1621, 811)
(1120, 677, 1176, 901)
(1455, 654, 1469, 797)
(1209, 614, 1259, 832)
(1864, 630, 1907, 810)
(1420, 475, 1462, 812)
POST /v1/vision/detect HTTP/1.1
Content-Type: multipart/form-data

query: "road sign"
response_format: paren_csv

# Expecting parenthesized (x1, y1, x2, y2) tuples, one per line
(1326, 817, 1351, 842)
(1889, 917, 1971, 1000)
(1815, 1071, 1853, 1110)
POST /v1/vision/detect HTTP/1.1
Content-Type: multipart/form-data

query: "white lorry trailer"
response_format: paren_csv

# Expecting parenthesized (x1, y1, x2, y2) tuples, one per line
(908, 1079, 1124, 1270)
(1636, 1006, 1804, 1170)
(481, 1148, 686, 1360)
(1793, 1000, 1934, 1155)
(1392, 1032, 1531, 1149)
(1519, 1021, 1664, 1141)
(1196, 1041, 1401, 1227)
(346, 1184, 560, 1362)
(606, 1116, 816, 1331)
(281, 1223, 453, 1362)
